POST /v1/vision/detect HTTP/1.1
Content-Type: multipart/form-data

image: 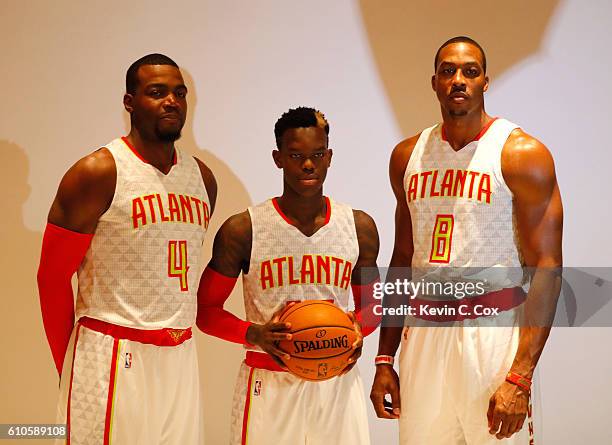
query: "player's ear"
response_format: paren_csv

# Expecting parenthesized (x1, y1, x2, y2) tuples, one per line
(272, 149, 283, 169)
(123, 93, 134, 113)
(483, 75, 489, 92)
(431, 74, 436, 91)
(327, 148, 333, 167)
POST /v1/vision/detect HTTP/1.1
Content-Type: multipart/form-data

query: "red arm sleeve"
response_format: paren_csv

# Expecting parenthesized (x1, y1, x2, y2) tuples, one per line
(37, 223, 93, 375)
(352, 280, 382, 337)
(196, 266, 252, 345)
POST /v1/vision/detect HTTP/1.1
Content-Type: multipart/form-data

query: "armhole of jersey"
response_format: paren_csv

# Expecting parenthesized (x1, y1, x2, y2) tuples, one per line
(496, 122, 521, 197)
(98, 144, 119, 220)
(348, 206, 360, 259)
(402, 125, 436, 191)
(244, 206, 256, 278)
(191, 155, 211, 208)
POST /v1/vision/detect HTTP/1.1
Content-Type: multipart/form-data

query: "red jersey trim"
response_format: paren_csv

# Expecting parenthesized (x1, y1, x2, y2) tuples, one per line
(271, 196, 331, 228)
(79, 317, 192, 346)
(120, 136, 177, 166)
(441, 117, 498, 143)
(245, 351, 286, 372)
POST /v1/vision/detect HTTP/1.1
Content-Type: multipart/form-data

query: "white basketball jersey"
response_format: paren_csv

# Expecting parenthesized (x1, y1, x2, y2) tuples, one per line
(405, 118, 524, 289)
(75, 137, 210, 329)
(242, 197, 359, 325)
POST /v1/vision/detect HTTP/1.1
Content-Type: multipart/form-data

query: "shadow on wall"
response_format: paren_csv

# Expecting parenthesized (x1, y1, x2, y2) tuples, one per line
(181, 68, 253, 445)
(122, 68, 252, 444)
(0, 141, 57, 432)
(358, 0, 559, 136)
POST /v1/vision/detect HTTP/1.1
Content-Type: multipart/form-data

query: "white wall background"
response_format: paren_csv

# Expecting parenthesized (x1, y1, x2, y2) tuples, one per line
(1, 0, 610, 443)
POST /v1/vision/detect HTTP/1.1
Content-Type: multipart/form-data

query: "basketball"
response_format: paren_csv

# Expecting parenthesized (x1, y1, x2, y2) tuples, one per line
(276, 300, 356, 381)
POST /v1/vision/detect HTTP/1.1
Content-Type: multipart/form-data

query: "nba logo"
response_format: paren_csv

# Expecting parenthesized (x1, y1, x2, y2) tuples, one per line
(125, 352, 132, 369)
(317, 363, 328, 378)
(253, 380, 262, 396)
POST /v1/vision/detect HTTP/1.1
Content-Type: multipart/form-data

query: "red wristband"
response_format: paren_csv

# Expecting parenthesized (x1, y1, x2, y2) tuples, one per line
(375, 355, 395, 366)
(506, 371, 532, 392)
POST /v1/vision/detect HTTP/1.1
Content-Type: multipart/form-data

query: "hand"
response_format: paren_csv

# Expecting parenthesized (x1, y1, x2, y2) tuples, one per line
(370, 364, 401, 419)
(340, 311, 363, 375)
(487, 381, 529, 440)
(245, 307, 293, 369)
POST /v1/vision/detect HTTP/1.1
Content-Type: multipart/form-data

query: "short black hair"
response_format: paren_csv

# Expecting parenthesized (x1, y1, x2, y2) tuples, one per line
(434, 36, 487, 73)
(274, 107, 330, 149)
(126, 53, 179, 94)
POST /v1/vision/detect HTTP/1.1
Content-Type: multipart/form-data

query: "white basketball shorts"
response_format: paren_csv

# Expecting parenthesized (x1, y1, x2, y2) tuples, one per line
(398, 318, 534, 445)
(230, 352, 370, 445)
(56, 317, 204, 445)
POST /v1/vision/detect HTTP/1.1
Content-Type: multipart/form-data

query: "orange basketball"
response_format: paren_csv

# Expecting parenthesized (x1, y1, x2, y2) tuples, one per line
(276, 300, 356, 381)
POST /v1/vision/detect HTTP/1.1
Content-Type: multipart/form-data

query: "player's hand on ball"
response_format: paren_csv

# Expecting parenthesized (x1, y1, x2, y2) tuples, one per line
(340, 311, 363, 375)
(245, 305, 294, 369)
(487, 381, 529, 440)
(370, 364, 401, 419)
(246, 323, 292, 369)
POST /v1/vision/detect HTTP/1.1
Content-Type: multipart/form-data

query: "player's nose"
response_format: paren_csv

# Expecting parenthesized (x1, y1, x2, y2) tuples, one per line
(452, 69, 466, 86)
(163, 93, 180, 109)
(302, 158, 315, 171)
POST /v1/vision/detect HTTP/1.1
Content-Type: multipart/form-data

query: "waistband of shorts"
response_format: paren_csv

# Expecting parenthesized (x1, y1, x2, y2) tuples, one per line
(411, 286, 526, 322)
(78, 317, 192, 346)
(245, 351, 286, 372)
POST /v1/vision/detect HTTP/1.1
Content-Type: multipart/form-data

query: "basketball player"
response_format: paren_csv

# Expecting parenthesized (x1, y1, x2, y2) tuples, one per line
(369, 37, 563, 444)
(37, 54, 216, 444)
(196, 107, 380, 445)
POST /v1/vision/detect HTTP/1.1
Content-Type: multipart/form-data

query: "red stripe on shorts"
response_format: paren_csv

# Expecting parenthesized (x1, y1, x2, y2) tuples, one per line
(241, 367, 255, 445)
(66, 324, 82, 445)
(103, 338, 120, 445)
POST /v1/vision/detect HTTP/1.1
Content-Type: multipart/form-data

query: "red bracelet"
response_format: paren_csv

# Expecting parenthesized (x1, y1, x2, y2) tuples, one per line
(375, 355, 394, 366)
(506, 371, 532, 392)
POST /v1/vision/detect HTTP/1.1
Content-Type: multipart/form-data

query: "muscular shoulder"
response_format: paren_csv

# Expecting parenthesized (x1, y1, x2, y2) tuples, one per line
(210, 210, 252, 276)
(49, 147, 116, 232)
(390, 134, 420, 172)
(501, 129, 557, 197)
(352, 209, 379, 267)
(352, 209, 378, 240)
(193, 156, 218, 215)
(68, 147, 116, 185)
(389, 133, 421, 196)
(218, 210, 252, 243)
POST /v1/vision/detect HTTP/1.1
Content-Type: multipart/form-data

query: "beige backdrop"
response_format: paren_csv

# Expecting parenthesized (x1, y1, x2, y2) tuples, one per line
(1, 0, 611, 444)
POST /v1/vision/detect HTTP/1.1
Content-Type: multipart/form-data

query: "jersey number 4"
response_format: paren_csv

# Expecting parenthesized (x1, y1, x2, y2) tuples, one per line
(429, 215, 454, 263)
(168, 240, 189, 291)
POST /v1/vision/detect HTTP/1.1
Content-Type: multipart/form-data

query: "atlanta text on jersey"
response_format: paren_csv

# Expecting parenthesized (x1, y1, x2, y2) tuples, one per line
(406, 169, 492, 203)
(131, 193, 210, 229)
(260, 255, 353, 290)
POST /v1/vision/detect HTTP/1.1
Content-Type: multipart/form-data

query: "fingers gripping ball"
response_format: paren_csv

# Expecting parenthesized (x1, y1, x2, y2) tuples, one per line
(276, 300, 356, 381)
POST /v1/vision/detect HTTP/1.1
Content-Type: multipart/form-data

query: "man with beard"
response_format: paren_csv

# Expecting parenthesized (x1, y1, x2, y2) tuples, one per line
(370, 37, 563, 444)
(37, 54, 217, 444)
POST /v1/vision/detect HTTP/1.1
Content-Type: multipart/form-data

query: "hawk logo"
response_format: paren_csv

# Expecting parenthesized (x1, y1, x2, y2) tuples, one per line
(125, 352, 132, 369)
(168, 329, 186, 344)
(318, 363, 328, 378)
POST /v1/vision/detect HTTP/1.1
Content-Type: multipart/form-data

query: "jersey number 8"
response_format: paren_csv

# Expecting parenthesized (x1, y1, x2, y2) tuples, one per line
(429, 215, 454, 264)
